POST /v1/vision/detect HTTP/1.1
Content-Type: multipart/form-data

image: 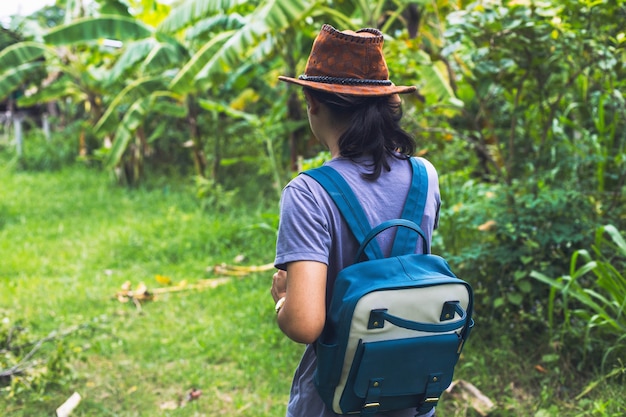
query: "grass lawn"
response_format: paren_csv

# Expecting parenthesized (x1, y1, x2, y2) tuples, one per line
(0, 161, 300, 416)
(1, 160, 624, 416)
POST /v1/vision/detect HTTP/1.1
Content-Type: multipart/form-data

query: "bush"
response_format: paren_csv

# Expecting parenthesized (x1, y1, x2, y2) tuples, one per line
(16, 131, 77, 171)
(438, 171, 598, 331)
(434, 0, 625, 334)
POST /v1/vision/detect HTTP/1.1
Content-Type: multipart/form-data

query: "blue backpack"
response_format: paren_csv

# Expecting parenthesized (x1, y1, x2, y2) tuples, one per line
(303, 157, 474, 416)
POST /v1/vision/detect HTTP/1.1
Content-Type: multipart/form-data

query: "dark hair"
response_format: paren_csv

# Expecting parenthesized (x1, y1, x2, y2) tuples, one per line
(304, 88, 416, 180)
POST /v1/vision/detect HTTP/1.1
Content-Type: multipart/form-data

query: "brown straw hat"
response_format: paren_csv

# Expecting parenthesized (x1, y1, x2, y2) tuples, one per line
(279, 24, 417, 97)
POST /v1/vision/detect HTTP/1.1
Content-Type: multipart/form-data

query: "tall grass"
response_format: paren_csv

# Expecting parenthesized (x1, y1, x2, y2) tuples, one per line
(531, 225, 626, 369)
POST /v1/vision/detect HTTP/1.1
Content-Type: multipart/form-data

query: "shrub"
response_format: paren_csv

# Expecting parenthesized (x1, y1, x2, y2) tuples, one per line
(531, 225, 626, 370)
(16, 131, 77, 171)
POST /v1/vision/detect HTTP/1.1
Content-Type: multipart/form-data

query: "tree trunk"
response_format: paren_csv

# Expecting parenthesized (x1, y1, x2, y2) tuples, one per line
(186, 96, 207, 178)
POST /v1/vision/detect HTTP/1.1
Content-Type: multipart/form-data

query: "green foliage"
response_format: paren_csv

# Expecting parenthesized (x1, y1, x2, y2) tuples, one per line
(530, 225, 626, 369)
(192, 175, 238, 211)
(0, 320, 84, 399)
(43, 15, 154, 45)
(437, 169, 597, 327)
(11, 130, 77, 172)
(444, 0, 626, 186)
(0, 43, 47, 100)
(433, 0, 625, 333)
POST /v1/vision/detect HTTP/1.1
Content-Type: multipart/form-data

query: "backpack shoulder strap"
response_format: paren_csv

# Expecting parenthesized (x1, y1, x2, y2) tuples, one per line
(390, 157, 430, 256)
(302, 166, 384, 260)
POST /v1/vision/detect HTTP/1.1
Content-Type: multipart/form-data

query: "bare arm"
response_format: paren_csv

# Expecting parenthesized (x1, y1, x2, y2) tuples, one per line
(271, 261, 327, 344)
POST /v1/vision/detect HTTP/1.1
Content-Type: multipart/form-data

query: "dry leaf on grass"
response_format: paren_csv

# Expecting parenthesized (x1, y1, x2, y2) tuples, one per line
(155, 274, 172, 285)
(115, 281, 154, 305)
(159, 388, 202, 410)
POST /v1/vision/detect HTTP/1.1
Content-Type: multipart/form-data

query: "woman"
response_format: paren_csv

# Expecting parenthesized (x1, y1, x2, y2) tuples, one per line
(271, 24, 441, 417)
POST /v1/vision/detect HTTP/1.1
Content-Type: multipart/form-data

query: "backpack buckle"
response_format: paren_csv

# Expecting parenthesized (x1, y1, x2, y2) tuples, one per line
(440, 301, 460, 321)
(361, 378, 383, 415)
(367, 309, 387, 329)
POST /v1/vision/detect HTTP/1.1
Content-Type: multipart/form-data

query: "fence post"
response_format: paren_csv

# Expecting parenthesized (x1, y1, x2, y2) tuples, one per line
(0, 111, 9, 143)
(43, 113, 51, 141)
(14, 113, 24, 156)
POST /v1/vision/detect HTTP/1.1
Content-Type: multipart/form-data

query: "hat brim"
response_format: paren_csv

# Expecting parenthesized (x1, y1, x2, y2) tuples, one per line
(278, 76, 416, 97)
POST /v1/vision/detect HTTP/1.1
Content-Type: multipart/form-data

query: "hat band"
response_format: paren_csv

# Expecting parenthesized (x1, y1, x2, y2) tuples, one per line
(299, 75, 392, 86)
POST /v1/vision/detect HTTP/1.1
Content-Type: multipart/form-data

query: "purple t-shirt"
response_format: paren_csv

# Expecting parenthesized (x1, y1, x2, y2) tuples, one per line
(274, 154, 440, 417)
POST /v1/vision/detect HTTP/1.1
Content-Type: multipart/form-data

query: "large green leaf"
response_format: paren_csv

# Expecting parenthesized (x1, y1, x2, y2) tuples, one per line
(198, 97, 257, 123)
(597, 225, 626, 257)
(0, 42, 47, 67)
(184, 13, 246, 40)
(0, 62, 42, 100)
(168, 30, 234, 92)
(158, 0, 248, 33)
(151, 100, 188, 118)
(417, 59, 460, 107)
(107, 96, 153, 168)
(0, 42, 48, 99)
(43, 16, 153, 45)
(107, 128, 133, 168)
(107, 92, 182, 168)
(17, 75, 87, 106)
(193, 0, 312, 83)
(260, 0, 309, 27)
(107, 37, 185, 83)
(108, 38, 159, 82)
(140, 41, 186, 72)
(94, 77, 170, 135)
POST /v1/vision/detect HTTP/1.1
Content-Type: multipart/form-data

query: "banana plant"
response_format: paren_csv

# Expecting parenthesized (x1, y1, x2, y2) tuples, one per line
(90, 0, 316, 183)
(165, 0, 314, 92)
(0, 0, 461, 187)
(0, 12, 163, 183)
(0, 14, 156, 119)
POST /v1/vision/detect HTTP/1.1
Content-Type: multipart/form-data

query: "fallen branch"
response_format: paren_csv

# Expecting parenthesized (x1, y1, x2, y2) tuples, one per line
(115, 278, 232, 305)
(445, 379, 496, 416)
(0, 324, 87, 381)
(0, 325, 25, 354)
(212, 262, 274, 276)
(115, 262, 274, 306)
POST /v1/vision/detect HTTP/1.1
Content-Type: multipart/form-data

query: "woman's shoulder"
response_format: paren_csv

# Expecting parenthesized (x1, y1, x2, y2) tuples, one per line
(281, 170, 333, 204)
(414, 156, 439, 178)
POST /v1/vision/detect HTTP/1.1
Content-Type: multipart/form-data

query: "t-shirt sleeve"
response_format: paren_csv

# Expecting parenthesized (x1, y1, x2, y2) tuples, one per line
(274, 179, 331, 271)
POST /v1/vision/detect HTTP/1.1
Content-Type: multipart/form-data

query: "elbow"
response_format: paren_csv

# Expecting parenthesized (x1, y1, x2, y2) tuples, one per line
(284, 328, 320, 345)
(278, 313, 324, 345)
